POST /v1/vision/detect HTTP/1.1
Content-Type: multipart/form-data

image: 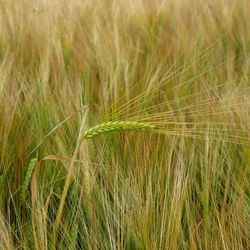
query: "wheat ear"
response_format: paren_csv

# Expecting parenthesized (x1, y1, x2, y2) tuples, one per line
(20, 158, 37, 202)
(0, 175, 6, 208)
(83, 121, 155, 139)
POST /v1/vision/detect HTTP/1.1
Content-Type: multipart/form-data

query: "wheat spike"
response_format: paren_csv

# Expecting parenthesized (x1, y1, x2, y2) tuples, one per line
(83, 120, 156, 139)
(20, 158, 37, 202)
(0, 175, 6, 208)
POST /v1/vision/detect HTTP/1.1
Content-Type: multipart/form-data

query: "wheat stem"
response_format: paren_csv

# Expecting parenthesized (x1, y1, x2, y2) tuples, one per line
(52, 111, 88, 246)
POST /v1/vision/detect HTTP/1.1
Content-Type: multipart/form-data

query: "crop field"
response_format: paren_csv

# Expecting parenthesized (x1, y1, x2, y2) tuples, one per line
(0, 0, 249, 249)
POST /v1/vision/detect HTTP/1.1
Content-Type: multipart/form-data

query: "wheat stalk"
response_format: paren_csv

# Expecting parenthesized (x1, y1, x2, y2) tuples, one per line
(20, 158, 37, 202)
(83, 120, 156, 139)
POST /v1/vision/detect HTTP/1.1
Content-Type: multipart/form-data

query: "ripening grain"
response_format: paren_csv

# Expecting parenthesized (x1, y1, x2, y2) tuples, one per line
(83, 121, 156, 138)
(0, 0, 249, 249)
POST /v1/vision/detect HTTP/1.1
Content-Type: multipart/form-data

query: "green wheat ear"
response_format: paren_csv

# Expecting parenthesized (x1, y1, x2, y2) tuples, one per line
(20, 158, 37, 202)
(0, 175, 6, 208)
(83, 120, 156, 139)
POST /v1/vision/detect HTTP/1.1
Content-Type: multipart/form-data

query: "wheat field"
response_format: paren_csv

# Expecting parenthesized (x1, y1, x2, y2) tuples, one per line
(0, 0, 250, 249)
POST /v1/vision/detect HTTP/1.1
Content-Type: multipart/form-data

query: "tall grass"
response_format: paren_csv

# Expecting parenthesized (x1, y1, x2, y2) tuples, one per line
(0, 0, 249, 249)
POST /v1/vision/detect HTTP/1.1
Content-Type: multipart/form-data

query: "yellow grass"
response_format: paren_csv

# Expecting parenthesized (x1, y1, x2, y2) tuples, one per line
(0, 0, 249, 249)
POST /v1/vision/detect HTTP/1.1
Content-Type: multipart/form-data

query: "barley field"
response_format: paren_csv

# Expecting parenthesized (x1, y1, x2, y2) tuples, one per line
(0, 0, 250, 249)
